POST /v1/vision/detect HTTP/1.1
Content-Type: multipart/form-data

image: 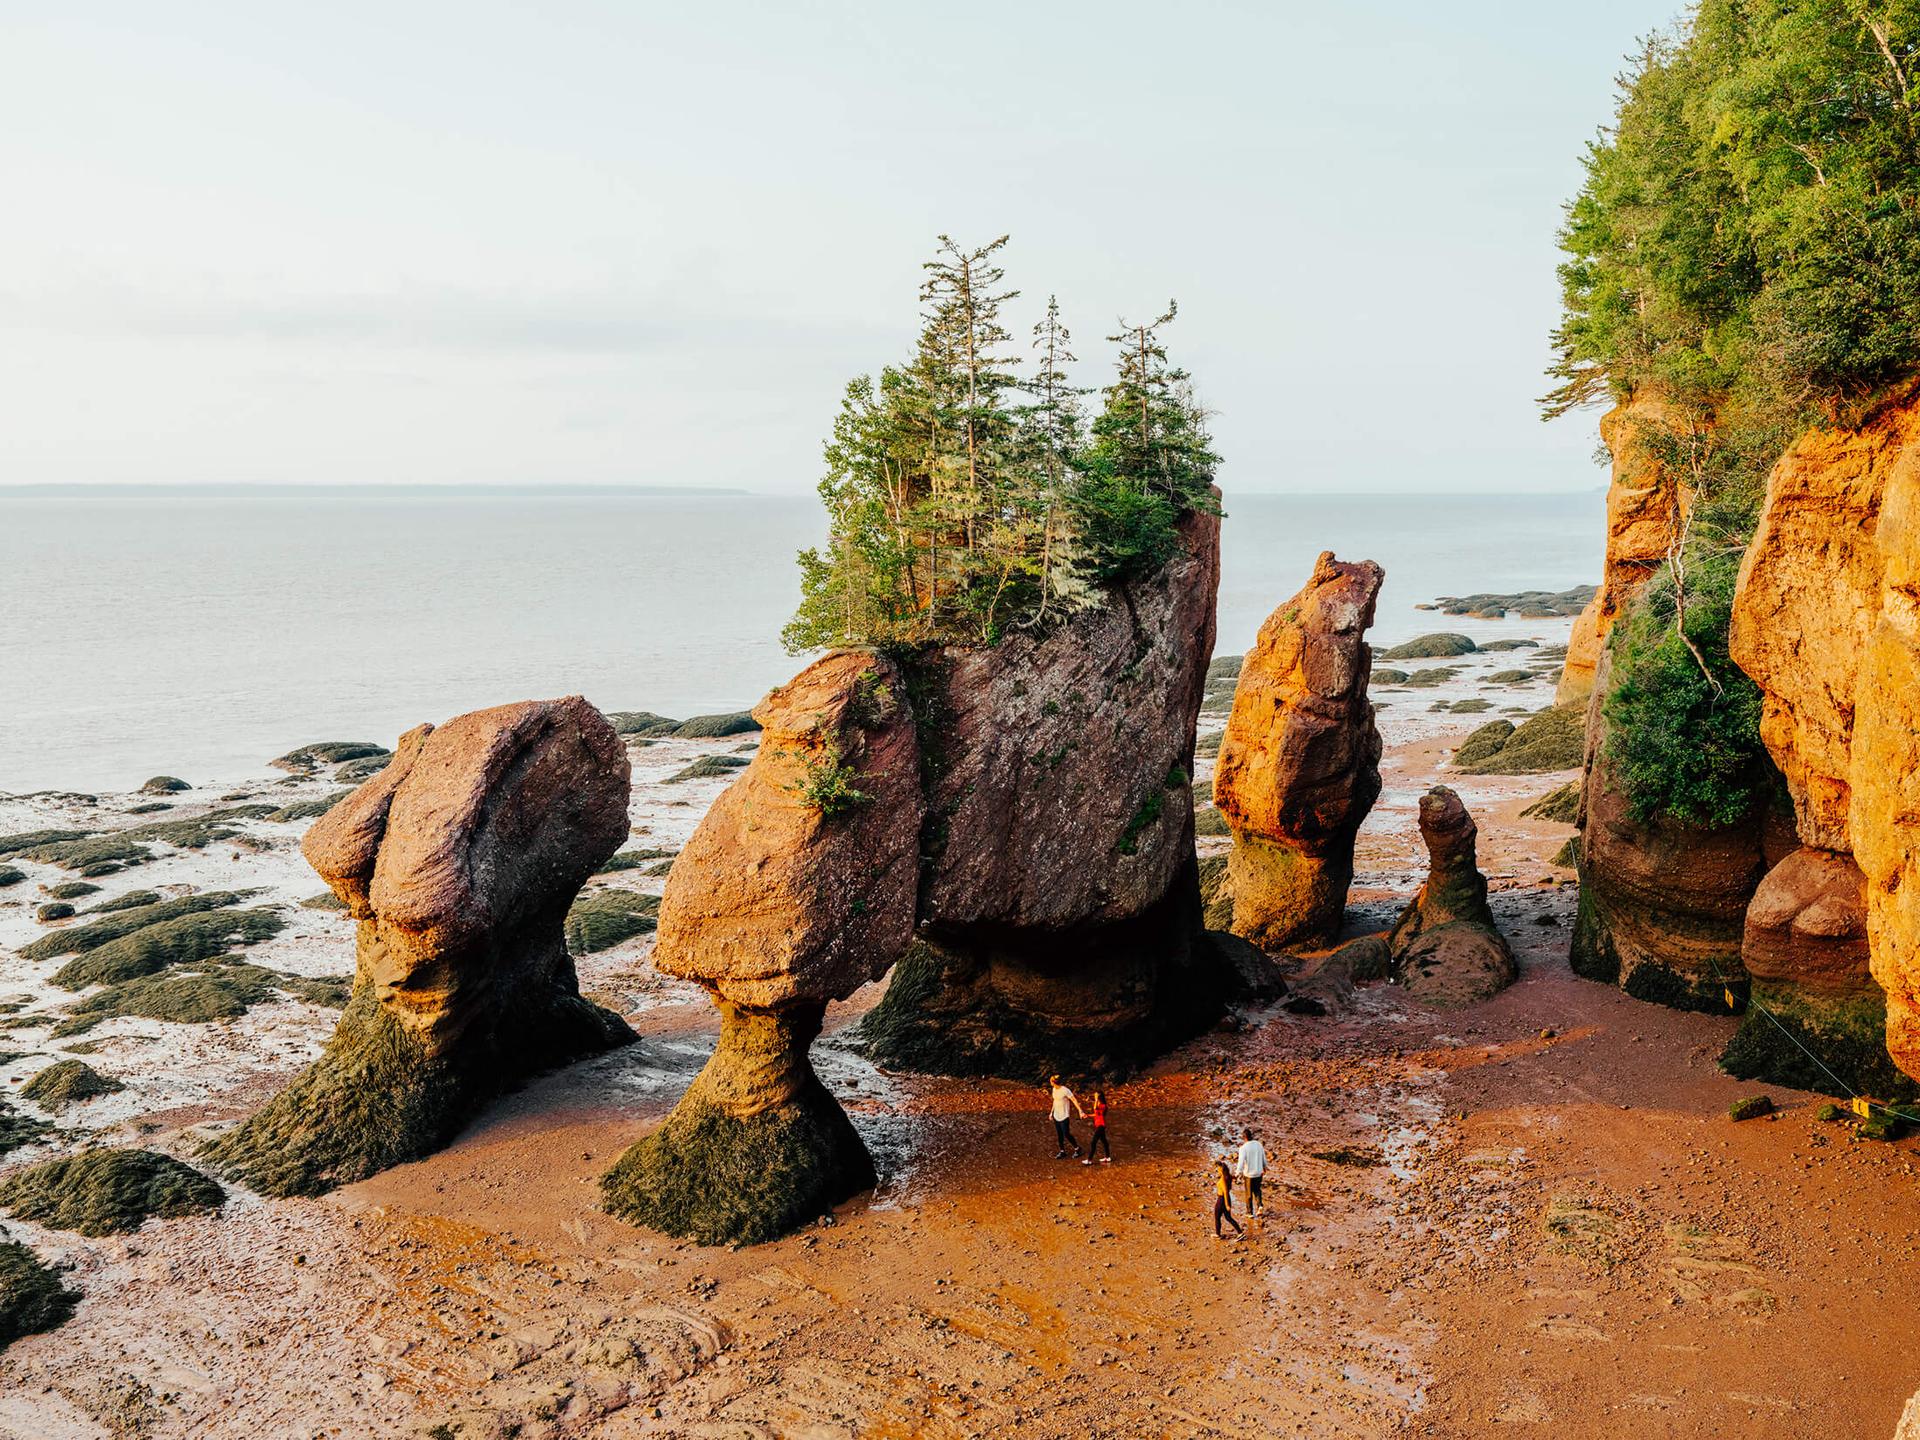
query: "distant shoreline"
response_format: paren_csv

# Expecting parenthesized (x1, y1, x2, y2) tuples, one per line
(0, 482, 754, 498)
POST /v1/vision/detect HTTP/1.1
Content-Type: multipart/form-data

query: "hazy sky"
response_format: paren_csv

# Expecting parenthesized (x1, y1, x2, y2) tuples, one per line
(1, 1, 1677, 493)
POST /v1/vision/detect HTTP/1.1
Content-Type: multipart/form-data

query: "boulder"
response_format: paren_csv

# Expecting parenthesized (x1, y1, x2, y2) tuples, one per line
(1387, 787, 1515, 1006)
(1211, 552, 1383, 949)
(1558, 397, 1690, 707)
(602, 653, 919, 1244)
(204, 697, 636, 1197)
(862, 503, 1226, 1079)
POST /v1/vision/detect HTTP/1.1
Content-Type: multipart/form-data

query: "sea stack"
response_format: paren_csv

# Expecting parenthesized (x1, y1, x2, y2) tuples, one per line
(1386, 786, 1515, 1006)
(204, 697, 636, 1197)
(860, 503, 1226, 1079)
(601, 652, 921, 1245)
(1211, 552, 1383, 950)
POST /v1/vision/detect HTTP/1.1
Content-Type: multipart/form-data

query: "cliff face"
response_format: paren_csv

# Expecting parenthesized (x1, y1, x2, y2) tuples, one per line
(863, 503, 1230, 1079)
(1558, 398, 1690, 707)
(1211, 553, 1383, 949)
(1722, 392, 1920, 1096)
(1848, 395, 1920, 1087)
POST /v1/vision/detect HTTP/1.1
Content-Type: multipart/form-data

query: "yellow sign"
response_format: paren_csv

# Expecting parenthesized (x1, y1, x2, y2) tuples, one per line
(1724, 988, 1738, 1010)
(1852, 1096, 1874, 1119)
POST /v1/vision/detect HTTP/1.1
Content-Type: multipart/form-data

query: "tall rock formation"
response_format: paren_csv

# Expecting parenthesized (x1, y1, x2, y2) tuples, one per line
(602, 653, 920, 1245)
(1557, 397, 1689, 707)
(1211, 553, 1383, 949)
(860, 503, 1230, 1079)
(1386, 787, 1515, 1006)
(1849, 391, 1920, 1088)
(205, 698, 636, 1197)
(1725, 391, 1920, 1096)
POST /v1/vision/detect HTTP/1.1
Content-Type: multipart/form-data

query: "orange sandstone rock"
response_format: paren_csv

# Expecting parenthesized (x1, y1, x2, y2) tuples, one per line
(1212, 552, 1383, 949)
(206, 697, 635, 1196)
(1386, 787, 1514, 1007)
(1557, 397, 1690, 707)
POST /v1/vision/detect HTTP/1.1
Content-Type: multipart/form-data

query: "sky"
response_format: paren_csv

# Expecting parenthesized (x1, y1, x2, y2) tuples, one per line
(0, 1, 1680, 494)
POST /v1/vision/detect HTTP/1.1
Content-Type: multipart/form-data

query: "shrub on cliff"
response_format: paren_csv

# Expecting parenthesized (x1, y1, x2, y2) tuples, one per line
(1603, 554, 1767, 828)
(783, 238, 1218, 651)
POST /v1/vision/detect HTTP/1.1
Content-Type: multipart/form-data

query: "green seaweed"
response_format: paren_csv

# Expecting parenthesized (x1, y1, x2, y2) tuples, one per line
(1522, 782, 1582, 825)
(273, 742, 389, 771)
(1381, 633, 1477, 660)
(0, 867, 23, 889)
(139, 777, 190, 794)
(44, 882, 100, 902)
(19, 891, 253, 962)
(265, 791, 352, 823)
(50, 961, 325, 1036)
(597, 848, 677, 873)
(0, 830, 92, 859)
(1458, 706, 1585, 775)
(1483, 669, 1538, 685)
(0, 1100, 54, 1158)
(35, 903, 74, 923)
(564, 891, 660, 955)
(605, 711, 681, 737)
(665, 755, 750, 783)
(671, 712, 760, 739)
(299, 891, 349, 911)
(1193, 805, 1230, 837)
(0, 1148, 223, 1236)
(20, 1059, 124, 1109)
(52, 908, 285, 989)
(83, 890, 162, 915)
(333, 754, 391, 782)
(1455, 721, 1516, 768)
(0, 1239, 78, 1348)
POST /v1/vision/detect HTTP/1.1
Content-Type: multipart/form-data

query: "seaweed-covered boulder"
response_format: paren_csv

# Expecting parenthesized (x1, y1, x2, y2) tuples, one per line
(1211, 552, 1383, 949)
(20, 1059, 123, 1110)
(1723, 847, 1911, 1097)
(139, 776, 190, 795)
(1387, 788, 1514, 1006)
(0, 1149, 222, 1236)
(862, 503, 1224, 1078)
(1379, 632, 1475, 660)
(0, 1240, 78, 1349)
(204, 697, 636, 1197)
(603, 653, 919, 1245)
(1455, 706, 1585, 775)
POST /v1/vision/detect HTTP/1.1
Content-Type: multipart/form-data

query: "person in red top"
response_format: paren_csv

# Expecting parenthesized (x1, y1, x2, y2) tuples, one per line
(1082, 1088, 1112, 1164)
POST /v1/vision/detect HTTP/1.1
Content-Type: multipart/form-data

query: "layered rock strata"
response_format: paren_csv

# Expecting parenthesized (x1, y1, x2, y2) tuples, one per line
(205, 698, 636, 1196)
(1386, 787, 1515, 1006)
(602, 653, 920, 1244)
(861, 503, 1247, 1079)
(1210, 552, 1384, 949)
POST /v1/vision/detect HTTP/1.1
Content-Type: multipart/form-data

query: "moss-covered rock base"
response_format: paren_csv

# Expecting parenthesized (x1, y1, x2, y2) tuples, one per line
(1719, 983, 1919, 1101)
(204, 980, 633, 1198)
(602, 1002, 873, 1246)
(0, 1149, 222, 1236)
(0, 1240, 78, 1349)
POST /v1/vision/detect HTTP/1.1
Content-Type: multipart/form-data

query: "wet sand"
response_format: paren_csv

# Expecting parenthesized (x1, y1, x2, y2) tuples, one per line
(3, 626, 1918, 1438)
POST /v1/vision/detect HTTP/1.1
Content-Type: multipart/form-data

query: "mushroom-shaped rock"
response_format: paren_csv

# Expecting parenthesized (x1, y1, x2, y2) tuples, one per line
(1387, 787, 1515, 1007)
(204, 697, 636, 1196)
(1212, 552, 1383, 949)
(602, 652, 920, 1245)
(860, 504, 1229, 1080)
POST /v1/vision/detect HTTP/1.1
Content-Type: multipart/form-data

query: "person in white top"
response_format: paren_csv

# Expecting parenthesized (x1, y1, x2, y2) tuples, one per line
(1048, 1074, 1086, 1159)
(1235, 1128, 1268, 1216)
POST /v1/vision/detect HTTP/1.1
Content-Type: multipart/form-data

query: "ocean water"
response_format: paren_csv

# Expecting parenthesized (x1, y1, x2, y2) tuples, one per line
(0, 488, 1604, 792)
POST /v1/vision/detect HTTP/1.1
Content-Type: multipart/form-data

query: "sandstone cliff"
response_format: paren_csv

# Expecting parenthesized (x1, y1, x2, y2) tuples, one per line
(1557, 397, 1690, 707)
(1725, 390, 1920, 1096)
(206, 698, 636, 1196)
(602, 653, 919, 1244)
(1211, 553, 1383, 949)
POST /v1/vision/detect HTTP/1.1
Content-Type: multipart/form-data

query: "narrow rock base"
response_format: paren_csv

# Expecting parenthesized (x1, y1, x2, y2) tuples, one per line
(1225, 834, 1348, 951)
(601, 1002, 874, 1247)
(204, 980, 633, 1198)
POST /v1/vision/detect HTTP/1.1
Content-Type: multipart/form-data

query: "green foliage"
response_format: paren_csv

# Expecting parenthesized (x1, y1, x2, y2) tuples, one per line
(1603, 550, 1768, 827)
(0, 1148, 223, 1236)
(790, 742, 871, 821)
(0, 1240, 78, 1349)
(1548, 2, 1920, 424)
(784, 237, 1218, 651)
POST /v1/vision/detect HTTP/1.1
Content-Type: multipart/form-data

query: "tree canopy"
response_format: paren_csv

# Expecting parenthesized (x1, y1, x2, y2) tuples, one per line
(783, 237, 1218, 653)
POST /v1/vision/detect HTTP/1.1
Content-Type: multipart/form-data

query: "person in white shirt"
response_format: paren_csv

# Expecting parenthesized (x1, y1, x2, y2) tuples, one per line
(1048, 1074, 1086, 1159)
(1235, 1128, 1268, 1216)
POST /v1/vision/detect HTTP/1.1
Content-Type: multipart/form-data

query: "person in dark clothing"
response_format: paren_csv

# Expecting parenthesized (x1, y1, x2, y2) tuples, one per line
(1083, 1089, 1112, 1163)
(1212, 1158, 1243, 1239)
